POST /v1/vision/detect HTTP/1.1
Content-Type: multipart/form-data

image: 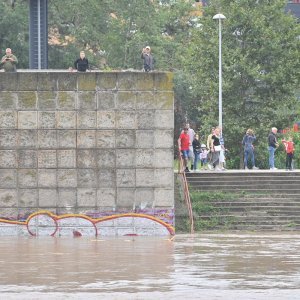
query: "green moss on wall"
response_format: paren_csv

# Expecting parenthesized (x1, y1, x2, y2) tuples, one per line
(18, 92, 37, 108)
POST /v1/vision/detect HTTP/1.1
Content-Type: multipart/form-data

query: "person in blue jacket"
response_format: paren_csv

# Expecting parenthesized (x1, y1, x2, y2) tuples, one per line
(242, 128, 259, 170)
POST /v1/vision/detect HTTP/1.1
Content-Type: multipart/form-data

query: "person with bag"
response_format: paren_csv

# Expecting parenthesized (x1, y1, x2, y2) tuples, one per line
(210, 127, 222, 171)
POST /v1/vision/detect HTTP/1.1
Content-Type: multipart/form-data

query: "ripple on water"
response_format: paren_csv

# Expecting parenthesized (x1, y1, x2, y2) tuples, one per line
(0, 234, 300, 298)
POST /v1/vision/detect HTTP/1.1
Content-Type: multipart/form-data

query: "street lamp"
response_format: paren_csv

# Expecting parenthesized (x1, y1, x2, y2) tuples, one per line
(213, 13, 226, 134)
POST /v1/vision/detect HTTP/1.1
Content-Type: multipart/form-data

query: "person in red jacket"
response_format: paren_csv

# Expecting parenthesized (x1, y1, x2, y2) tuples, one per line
(178, 127, 190, 172)
(282, 136, 295, 171)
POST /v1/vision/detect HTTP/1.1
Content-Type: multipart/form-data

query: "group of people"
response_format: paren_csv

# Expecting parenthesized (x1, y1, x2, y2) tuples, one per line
(1, 48, 295, 171)
(178, 124, 226, 172)
(267, 127, 295, 171)
(1, 46, 155, 73)
(72, 47, 154, 72)
(243, 126, 295, 171)
(179, 124, 296, 172)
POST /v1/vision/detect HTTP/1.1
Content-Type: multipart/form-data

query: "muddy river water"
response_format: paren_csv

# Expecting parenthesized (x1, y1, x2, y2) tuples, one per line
(0, 233, 300, 299)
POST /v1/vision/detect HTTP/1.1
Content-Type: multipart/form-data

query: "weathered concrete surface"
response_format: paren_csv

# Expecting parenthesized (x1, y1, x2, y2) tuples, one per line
(0, 71, 174, 236)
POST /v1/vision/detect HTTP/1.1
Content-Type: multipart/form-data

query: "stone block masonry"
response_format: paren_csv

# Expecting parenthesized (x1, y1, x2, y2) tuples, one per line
(0, 71, 174, 236)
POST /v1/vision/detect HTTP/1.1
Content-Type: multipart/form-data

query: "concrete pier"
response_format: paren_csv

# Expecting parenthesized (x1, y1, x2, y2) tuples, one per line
(0, 71, 174, 236)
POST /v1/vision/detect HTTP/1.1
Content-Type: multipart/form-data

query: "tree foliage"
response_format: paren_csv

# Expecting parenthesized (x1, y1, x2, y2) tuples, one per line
(0, 0, 299, 168)
(0, 1, 29, 68)
(47, 0, 194, 70)
(180, 0, 300, 168)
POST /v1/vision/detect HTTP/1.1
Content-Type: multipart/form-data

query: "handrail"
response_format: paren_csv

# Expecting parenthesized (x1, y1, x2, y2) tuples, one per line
(177, 150, 194, 234)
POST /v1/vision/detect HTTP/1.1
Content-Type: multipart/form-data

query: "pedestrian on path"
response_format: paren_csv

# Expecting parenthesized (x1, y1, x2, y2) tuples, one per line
(178, 127, 190, 172)
(242, 129, 259, 170)
(200, 144, 208, 170)
(181, 123, 195, 171)
(207, 127, 215, 170)
(192, 134, 201, 171)
(282, 136, 295, 171)
(268, 127, 279, 170)
(210, 127, 222, 171)
(219, 131, 227, 171)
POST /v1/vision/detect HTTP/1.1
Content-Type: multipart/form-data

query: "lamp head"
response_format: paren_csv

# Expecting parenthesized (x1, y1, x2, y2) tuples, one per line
(213, 13, 226, 20)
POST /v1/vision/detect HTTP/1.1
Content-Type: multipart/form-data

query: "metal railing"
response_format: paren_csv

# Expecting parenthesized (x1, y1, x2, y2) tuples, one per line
(177, 150, 195, 234)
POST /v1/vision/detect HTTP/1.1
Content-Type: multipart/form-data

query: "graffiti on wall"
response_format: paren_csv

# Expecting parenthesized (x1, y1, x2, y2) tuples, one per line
(0, 210, 175, 237)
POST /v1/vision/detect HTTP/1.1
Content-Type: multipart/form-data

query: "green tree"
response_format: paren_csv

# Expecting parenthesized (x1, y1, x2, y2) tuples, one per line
(181, 0, 300, 168)
(0, 0, 196, 71)
(47, 0, 194, 70)
(47, 0, 112, 68)
(0, 1, 28, 68)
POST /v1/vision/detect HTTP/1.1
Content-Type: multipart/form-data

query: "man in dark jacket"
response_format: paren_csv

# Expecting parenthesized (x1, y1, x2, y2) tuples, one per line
(141, 46, 154, 72)
(268, 127, 278, 170)
(74, 51, 89, 72)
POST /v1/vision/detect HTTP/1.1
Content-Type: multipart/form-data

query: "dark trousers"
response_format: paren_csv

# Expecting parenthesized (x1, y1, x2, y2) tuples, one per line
(286, 153, 293, 170)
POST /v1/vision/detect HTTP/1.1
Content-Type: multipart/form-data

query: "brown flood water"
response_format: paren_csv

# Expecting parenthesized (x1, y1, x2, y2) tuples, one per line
(0, 233, 300, 300)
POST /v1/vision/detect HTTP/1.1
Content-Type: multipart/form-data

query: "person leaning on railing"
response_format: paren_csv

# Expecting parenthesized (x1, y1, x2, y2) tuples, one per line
(0, 48, 18, 72)
(74, 51, 89, 72)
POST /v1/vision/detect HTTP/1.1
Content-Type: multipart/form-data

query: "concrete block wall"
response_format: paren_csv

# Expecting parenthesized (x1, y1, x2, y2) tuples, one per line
(0, 71, 174, 236)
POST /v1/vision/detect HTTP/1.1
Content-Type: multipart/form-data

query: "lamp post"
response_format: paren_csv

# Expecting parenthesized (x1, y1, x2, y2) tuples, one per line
(29, 0, 48, 69)
(213, 13, 226, 133)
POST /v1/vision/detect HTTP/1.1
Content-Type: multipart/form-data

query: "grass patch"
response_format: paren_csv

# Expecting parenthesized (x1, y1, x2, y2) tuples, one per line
(190, 191, 240, 202)
(285, 222, 297, 228)
(189, 191, 243, 231)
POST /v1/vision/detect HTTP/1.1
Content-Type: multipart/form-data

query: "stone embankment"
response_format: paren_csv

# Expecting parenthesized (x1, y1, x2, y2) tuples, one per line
(0, 71, 175, 236)
(179, 171, 300, 231)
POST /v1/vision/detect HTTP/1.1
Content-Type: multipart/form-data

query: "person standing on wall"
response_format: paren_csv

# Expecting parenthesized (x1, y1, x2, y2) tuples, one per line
(0, 48, 18, 72)
(268, 127, 279, 170)
(74, 51, 89, 72)
(141, 46, 154, 72)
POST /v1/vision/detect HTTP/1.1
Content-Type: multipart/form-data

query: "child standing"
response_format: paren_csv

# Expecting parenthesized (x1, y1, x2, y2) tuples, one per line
(200, 144, 208, 170)
(282, 137, 295, 171)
